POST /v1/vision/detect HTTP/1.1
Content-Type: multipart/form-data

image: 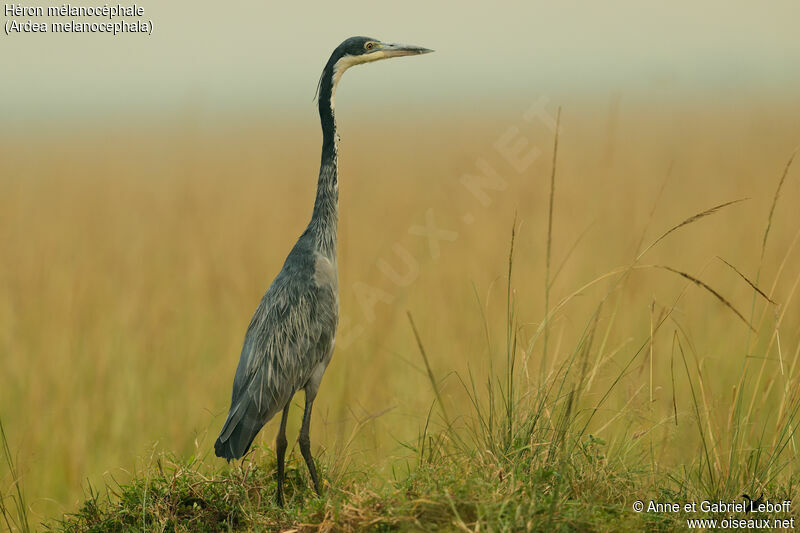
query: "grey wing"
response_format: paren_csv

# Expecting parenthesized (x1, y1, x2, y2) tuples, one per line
(215, 248, 338, 460)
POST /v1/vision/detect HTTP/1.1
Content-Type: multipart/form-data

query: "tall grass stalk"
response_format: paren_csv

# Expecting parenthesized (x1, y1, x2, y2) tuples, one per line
(0, 417, 31, 533)
(542, 107, 562, 379)
(715, 149, 800, 500)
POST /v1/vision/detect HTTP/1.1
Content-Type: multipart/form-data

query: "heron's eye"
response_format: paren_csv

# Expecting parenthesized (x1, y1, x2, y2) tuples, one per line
(365, 42, 375, 51)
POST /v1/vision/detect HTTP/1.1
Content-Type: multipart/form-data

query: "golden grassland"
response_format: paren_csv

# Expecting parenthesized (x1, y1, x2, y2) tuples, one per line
(1, 97, 799, 524)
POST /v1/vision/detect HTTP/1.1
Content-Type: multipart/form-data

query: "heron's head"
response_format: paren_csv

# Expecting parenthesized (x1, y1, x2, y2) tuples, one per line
(319, 36, 433, 103)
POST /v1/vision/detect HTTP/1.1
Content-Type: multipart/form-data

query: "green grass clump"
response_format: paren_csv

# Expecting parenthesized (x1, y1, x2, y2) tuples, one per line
(43, 442, 652, 532)
(49, 456, 298, 532)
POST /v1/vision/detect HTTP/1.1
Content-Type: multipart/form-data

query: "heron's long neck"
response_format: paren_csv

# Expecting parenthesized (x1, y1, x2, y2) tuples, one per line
(308, 68, 338, 258)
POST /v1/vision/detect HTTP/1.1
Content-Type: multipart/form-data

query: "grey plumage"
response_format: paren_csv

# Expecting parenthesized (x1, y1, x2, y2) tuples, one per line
(215, 160, 339, 460)
(214, 36, 432, 506)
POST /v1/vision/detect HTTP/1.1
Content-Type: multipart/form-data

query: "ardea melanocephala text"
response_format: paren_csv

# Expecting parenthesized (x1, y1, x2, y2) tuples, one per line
(214, 36, 432, 506)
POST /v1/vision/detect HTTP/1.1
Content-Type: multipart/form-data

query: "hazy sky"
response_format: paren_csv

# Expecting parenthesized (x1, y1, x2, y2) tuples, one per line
(2, 0, 799, 122)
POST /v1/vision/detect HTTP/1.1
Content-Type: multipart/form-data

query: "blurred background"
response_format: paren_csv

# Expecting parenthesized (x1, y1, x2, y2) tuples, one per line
(3, 0, 800, 123)
(1, 0, 799, 523)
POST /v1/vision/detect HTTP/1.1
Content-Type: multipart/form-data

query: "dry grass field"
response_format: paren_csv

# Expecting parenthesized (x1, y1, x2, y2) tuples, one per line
(1, 96, 799, 530)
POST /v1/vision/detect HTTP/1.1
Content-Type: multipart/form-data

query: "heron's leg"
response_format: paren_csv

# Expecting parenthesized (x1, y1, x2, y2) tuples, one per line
(275, 404, 291, 507)
(299, 391, 321, 495)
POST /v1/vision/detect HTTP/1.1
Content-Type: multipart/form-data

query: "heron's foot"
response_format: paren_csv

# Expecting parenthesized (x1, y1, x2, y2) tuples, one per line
(302, 455, 322, 496)
(275, 487, 285, 508)
(299, 436, 323, 496)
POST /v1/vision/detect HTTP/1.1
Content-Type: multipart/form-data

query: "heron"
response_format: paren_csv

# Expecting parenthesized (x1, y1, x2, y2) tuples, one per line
(214, 36, 432, 506)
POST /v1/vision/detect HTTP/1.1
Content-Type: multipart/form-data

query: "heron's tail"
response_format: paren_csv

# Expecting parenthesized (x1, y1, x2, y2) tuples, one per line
(214, 400, 263, 461)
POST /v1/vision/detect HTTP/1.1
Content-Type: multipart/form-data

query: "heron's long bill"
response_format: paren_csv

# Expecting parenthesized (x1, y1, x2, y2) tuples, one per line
(380, 42, 434, 57)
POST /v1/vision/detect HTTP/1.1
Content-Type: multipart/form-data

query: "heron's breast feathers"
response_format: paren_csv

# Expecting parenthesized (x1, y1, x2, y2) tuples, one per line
(234, 253, 338, 414)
